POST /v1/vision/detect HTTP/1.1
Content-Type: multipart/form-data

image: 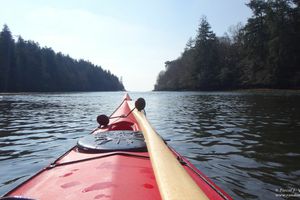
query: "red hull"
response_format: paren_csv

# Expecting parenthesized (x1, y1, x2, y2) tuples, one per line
(3, 94, 232, 200)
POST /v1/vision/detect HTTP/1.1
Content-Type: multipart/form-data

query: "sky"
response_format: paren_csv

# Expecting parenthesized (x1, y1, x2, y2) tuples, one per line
(0, 0, 252, 91)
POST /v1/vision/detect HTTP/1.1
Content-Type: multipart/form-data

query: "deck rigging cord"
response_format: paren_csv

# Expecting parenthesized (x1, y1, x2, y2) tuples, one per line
(96, 97, 146, 128)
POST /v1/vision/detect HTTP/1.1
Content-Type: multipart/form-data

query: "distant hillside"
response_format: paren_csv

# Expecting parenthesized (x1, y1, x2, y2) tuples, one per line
(154, 0, 300, 91)
(0, 25, 124, 92)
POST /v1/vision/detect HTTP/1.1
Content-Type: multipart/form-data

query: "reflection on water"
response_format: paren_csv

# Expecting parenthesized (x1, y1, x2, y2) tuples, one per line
(1, 91, 300, 199)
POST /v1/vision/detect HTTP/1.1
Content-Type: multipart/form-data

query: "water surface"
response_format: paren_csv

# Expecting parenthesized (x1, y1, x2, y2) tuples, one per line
(0, 91, 300, 199)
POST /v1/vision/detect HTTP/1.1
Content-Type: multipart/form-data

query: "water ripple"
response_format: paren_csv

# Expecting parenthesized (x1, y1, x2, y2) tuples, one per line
(1, 91, 300, 200)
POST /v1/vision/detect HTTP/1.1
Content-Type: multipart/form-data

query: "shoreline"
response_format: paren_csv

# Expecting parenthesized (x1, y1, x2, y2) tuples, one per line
(153, 88, 300, 92)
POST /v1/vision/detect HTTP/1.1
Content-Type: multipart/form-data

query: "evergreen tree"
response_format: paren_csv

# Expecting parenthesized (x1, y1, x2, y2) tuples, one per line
(0, 25, 125, 92)
(154, 0, 300, 91)
(194, 17, 219, 89)
(0, 25, 14, 92)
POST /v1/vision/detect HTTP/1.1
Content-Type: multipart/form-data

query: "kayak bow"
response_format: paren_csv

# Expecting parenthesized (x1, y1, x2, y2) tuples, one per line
(2, 94, 232, 200)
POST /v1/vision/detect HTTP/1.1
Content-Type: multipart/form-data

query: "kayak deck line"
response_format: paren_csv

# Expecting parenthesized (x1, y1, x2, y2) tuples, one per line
(46, 152, 150, 169)
(2, 94, 233, 200)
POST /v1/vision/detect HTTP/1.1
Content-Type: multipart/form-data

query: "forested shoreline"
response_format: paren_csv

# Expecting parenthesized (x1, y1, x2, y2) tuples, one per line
(0, 25, 124, 92)
(154, 0, 300, 91)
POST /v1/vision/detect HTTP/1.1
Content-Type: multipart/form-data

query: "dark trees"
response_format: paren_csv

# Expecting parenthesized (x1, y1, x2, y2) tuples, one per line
(0, 25, 124, 92)
(155, 0, 300, 91)
(155, 17, 221, 91)
(0, 25, 14, 92)
(241, 0, 300, 88)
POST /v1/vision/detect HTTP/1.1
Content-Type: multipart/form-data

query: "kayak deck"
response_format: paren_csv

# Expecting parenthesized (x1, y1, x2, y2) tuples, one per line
(7, 148, 229, 200)
(3, 94, 232, 200)
(8, 150, 160, 200)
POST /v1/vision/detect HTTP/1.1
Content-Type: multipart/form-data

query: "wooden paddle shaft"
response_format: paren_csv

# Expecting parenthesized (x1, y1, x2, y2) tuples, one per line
(130, 102, 209, 200)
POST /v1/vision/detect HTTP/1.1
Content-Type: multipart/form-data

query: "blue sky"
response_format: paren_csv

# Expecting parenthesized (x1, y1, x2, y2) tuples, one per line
(0, 0, 252, 91)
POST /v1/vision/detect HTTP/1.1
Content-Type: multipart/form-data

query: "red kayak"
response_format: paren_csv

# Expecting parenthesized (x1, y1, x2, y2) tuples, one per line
(2, 94, 232, 200)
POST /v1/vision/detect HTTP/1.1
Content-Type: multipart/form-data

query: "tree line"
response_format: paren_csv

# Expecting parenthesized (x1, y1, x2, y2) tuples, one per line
(0, 25, 124, 92)
(154, 0, 300, 91)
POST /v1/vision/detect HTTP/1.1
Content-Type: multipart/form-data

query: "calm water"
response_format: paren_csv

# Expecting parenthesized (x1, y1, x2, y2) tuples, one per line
(0, 91, 300, 199)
